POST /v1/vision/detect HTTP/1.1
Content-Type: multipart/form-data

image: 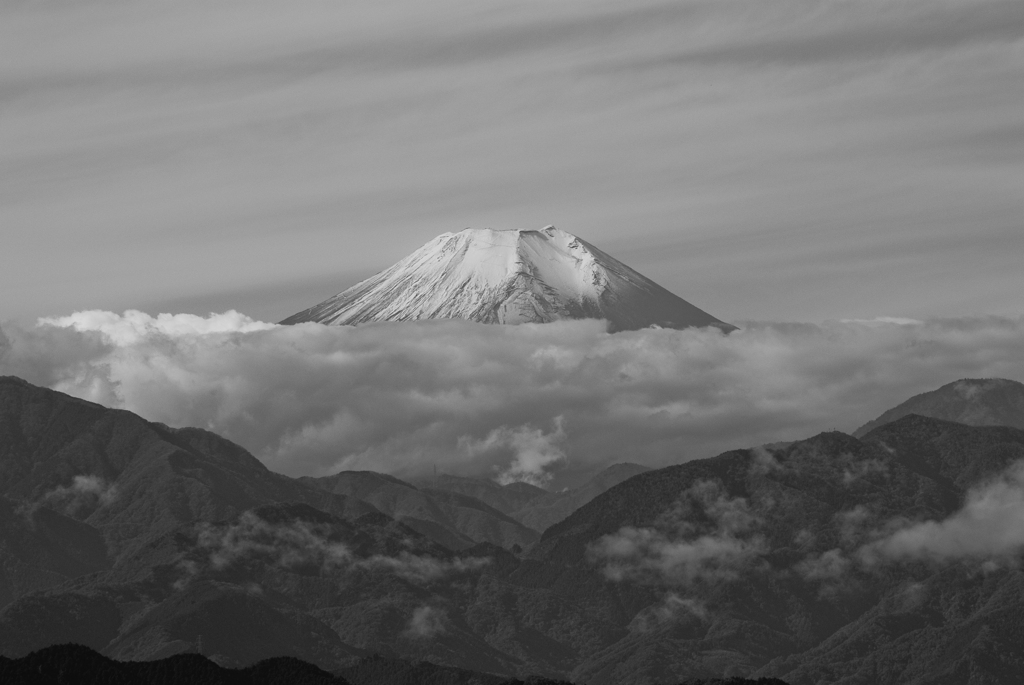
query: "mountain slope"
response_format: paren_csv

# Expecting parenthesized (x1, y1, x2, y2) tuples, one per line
(0, 376, 378, 562)
(854, 378, 1024, 437)
(8, 375, 1024, 683)
(0, 496, 109, 607)
(415, 475, 548, 518)
(281, 227, 734, 332)
(760, 564, 1024, 685)
(510, 463, 652, 533)
(301, 471, 540, 551)
(525, 418, 1024, 684)
(0, 376, 538, 563)
(420, 464, 653, 535)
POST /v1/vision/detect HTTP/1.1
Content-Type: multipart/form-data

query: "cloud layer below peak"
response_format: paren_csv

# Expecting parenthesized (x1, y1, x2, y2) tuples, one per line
(2, 311, 1023, 485)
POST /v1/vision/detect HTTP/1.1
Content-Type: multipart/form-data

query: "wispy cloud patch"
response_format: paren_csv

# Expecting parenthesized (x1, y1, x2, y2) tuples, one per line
(795, 548, 852, 582)
(404, 606, 448, 639)
(629, 594, 708, 633)
(590, 480, 765, 584)
(42, 474, 118, 515)
(197, 511, 352, 571)
(359, 553, 490, 584)
(843, 458, 888, 485)
(194, 511, 489, 582)
(461, 417, 567, 487)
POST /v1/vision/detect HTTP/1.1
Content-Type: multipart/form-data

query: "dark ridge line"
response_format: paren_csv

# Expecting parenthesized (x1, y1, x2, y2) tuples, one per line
(0, 644, 788, 685)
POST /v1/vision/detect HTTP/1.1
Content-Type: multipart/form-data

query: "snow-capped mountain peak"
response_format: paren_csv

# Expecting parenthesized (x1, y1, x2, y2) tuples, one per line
(281, 226, 734, 332)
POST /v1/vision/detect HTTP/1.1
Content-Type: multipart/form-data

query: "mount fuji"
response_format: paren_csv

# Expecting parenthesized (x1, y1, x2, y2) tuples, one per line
(281, 226, 734, 332)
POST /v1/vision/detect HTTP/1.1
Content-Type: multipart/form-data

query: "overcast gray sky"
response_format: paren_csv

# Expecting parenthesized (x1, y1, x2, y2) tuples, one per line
(2, 0, 1022, 325)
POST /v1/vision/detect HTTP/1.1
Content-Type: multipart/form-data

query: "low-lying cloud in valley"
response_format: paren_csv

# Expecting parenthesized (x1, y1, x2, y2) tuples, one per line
(795, 459, 1024, 585)
(192, 511, 489, 583)
(629, 594, 708, 634)
(1, 311, 1024, 485)
(460, 418, 568, 487)
(591, 458, 1024, 595)
(405, 606, 448, 639)
(590, 480, 766, 584)
(197, 511, 353, 572)
(864, 461, 1024, 564)
(30, 474, 120, 517)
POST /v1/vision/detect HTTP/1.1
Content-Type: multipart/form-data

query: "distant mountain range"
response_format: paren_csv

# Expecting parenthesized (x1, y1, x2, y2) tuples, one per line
(280, 227, 734, 332)
(2, 374, 1024, 684)
(409, 463, 652, 535)
(299, 469, 540, 551)
(854, 377, 1024, 437)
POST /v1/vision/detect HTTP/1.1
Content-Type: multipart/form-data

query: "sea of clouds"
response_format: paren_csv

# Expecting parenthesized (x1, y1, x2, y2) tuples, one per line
(2, 311, 1023, 486)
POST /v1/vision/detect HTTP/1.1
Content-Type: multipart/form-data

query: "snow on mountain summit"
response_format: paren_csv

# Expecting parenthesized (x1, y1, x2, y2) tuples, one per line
(281, 226, 735, 332)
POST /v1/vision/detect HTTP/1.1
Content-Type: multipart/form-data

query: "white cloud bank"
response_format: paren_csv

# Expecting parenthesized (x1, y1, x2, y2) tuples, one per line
(2, 311, 1024, 484)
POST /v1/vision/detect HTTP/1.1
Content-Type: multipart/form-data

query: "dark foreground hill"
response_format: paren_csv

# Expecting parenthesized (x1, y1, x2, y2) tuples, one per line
(0, 644, 785, 685)
(0, 644, 345, 685)
(3, 375, 1024, 683)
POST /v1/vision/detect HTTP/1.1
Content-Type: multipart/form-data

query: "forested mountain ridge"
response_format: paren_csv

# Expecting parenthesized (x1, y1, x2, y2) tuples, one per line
(2, 375, 1024, 683)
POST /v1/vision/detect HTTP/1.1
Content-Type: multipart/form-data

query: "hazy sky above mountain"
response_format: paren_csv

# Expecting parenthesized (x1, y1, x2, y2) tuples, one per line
(2, 0, 1022, 324)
